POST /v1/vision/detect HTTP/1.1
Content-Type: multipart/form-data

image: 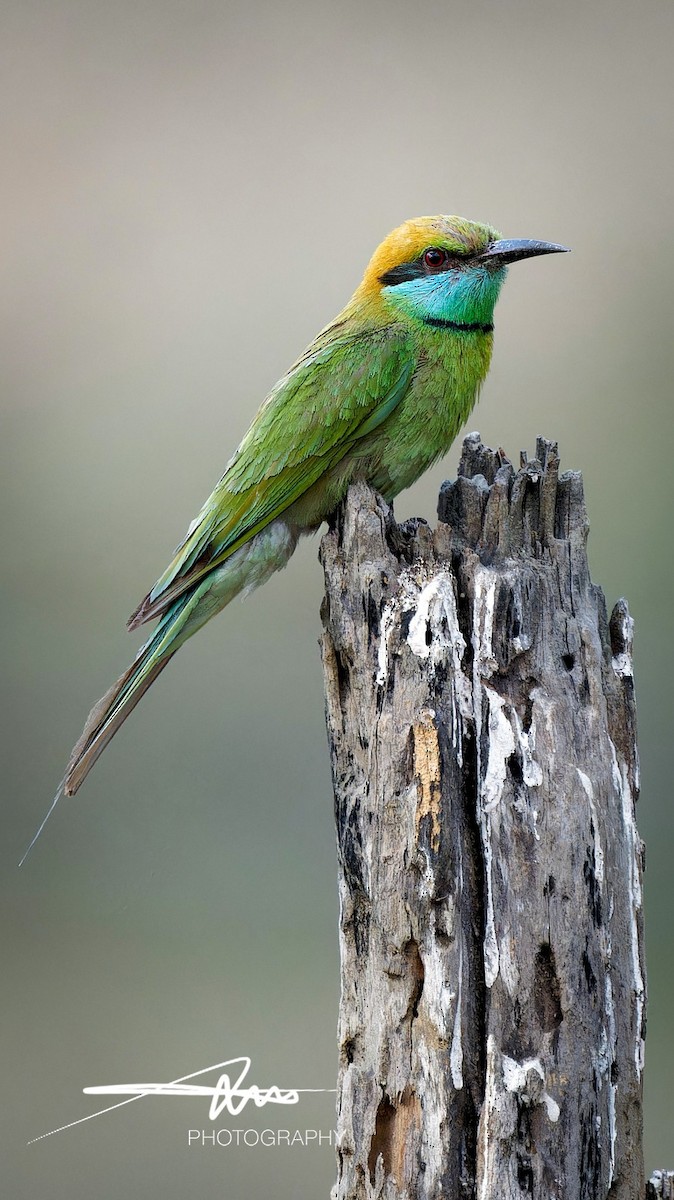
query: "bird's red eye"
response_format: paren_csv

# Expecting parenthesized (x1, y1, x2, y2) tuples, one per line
(423, 248, 448, 270)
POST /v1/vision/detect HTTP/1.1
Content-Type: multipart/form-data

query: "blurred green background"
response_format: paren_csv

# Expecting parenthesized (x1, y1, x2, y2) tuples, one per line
(3, 0, 672, 1193)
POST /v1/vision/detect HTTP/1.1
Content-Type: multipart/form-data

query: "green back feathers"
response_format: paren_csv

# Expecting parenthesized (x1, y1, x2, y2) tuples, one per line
(128, 326, 415, 628)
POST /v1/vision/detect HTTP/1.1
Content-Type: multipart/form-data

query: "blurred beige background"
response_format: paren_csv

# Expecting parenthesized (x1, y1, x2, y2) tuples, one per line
(2, 0, 672, 1192)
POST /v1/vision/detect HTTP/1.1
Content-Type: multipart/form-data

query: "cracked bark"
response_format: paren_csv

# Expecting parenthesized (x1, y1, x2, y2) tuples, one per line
(320, 434, 646, 1200)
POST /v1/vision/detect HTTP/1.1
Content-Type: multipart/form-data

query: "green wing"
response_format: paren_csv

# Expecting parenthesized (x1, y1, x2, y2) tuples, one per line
(128, 326, 415, 628)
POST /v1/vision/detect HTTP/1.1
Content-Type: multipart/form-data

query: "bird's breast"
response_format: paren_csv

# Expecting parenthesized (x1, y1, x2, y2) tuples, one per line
(285, 328, 493, 528)
(371, 329, 493, 496)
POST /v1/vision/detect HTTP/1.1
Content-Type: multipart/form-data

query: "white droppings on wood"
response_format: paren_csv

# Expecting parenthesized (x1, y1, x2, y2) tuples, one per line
(376, 588, 403, 686)
(611, 605, 634, 678)
(502, 1054, 561, 1123)
(422, 926, 456, 1032)
(477, 688, 544, 989)
(471, 571, 544, 995)
(514, 708, 544, 789)
(407, 573, 469, 694)
(472, 569, 501, 990)
(612, 650, 633, 677)
(477, 1036, 500, 1200)
(406, 570, 473, 767)
(377, 568, 474, 772)
(512, 634, 531, 654)
(649, 1171, 674, 1196)
(607, 976, 618, 1184)
(478, 1040, 561, 1199)
(449, 943, 464, 1090)
(509, 583, 531, 657)
(592, 956, 618, 1185)
(482, 688, 516, 813)
(473, 571, 498, 678)
(479, 798, 500, 989)
(577, 768, 605, 888)
(375, 570, 434, 686)
(482, 697, 544, 818)
(610, 740, 646, 1076)
(406, 573, 452, 663)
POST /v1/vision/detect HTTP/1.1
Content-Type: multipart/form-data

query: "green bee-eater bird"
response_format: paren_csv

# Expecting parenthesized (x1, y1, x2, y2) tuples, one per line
(22, 215, 568, 860)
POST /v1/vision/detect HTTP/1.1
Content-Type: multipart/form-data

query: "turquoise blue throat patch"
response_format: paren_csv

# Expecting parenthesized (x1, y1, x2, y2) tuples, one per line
(382, 266, 506, 328)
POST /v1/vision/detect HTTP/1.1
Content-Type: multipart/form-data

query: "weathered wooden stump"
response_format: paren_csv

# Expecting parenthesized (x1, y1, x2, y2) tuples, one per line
(320, 434, 645, 1200)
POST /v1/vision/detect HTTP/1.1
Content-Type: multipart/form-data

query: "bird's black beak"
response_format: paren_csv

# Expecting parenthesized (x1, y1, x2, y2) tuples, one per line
(479, 239, 570, 266)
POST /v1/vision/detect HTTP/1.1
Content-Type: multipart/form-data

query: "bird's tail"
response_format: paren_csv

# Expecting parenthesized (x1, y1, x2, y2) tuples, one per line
(66, 516, 302, 787)
(63, 590, 195, 796)
(64, 518, 299, 796)
(19, 590, 197, 866)
(64, 517, 298, 797)
(19, 518, 299, 866)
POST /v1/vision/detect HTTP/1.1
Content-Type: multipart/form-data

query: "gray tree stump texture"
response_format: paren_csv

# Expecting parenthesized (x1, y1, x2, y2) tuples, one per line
(320, 435, 646, 1200)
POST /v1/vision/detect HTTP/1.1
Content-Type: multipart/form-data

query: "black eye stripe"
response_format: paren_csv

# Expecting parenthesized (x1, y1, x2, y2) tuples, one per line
(379, 261, 428, 286)
(379, 248, 472, 287)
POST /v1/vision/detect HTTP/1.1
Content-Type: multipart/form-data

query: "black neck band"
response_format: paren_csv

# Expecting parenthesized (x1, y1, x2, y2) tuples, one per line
(422, 317, 494, 333)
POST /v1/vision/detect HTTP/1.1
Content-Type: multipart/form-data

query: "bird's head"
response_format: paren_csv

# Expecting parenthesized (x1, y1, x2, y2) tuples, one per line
(358, 215, 568, 331)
